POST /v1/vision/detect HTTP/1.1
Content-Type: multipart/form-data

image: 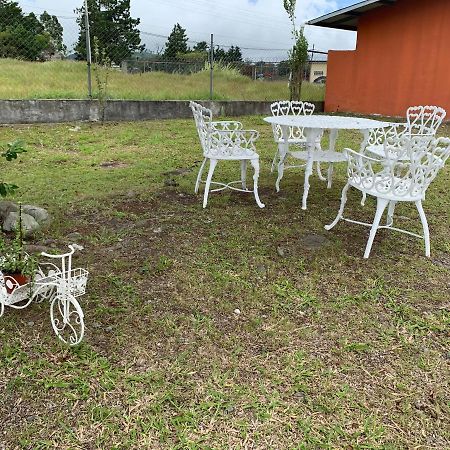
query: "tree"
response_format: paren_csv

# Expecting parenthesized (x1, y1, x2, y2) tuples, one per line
(193, 41, 208, 52)
(214, 47, 226, 61)
(214, 46, 243, 64)
(163, 23, 189, 58)
(283, 0, 308, 100)
(75, 0, 144, 65)
(226, 46, 242, 62)
(0, 1, 50, 60)
(40, 11, 66, 56)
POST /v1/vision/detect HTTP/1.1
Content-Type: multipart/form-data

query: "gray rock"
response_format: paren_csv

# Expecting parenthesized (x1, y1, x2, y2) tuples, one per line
(25, 244, 49, 255)
(277, 246, 286, 257)
(164, 178, 179, 187)
(301, 234, 329, 250)
(3, 212, 40, 237)
(22, 205, 50, 225)
(66, 232, 83, 242)
(256, 264, 266, 275)
(0, 201, 18, 221)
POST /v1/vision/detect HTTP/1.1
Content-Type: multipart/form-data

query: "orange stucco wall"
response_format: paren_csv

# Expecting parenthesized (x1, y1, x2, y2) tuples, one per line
(325, 0, 450, 118)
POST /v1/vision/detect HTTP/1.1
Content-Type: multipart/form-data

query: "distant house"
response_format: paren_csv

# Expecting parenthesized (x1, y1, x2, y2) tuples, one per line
(308, 0, 450, 117)
(309, 60, 327, 83)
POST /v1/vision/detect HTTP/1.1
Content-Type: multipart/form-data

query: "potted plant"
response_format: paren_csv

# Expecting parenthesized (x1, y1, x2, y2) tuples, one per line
(0, 204, 38, 294)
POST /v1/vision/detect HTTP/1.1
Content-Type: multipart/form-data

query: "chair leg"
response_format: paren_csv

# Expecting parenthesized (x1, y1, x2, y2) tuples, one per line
(241, 160, 247, 190)
(364, 197, 389, 258)
(203, 159, 217, 208)
(250, 159, 265, 208)
(325, 182, 350, 231)
(416, 200, 430, 257)
(386, 201, 396, 226)
(195, 158, 207, 194)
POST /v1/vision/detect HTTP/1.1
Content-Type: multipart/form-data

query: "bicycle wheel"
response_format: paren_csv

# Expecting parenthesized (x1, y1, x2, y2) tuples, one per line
(50, 293, 85, 345)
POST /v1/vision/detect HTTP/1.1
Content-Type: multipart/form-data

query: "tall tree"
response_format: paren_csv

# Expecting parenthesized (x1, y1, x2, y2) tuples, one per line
(0, 1, 50, 60)
(214, 46, 243, 64)
(75, 0, 144, 64)
(283, 0, 308, 100)
(163, 23, 189, 58)
(192, 41, 208, 53)
(227, 46, 242, 62)
(40, 11, 66, 55)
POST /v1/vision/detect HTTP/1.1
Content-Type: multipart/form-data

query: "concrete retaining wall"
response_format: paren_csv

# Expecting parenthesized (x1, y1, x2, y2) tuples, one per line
(0, 100, 324, 124)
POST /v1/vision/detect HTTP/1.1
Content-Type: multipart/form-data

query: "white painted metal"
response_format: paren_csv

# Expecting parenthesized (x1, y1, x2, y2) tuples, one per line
(190, 101, 265, 208)
(0, 245, 88, 345)
(264, 114, 392, 209)
(269, 101, 317, 173)
(325, 137, 450, 258)
(366, 105, 446, 160)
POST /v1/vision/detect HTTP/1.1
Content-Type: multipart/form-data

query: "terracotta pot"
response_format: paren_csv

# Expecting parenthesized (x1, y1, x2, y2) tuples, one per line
(3, 273, 29, 294)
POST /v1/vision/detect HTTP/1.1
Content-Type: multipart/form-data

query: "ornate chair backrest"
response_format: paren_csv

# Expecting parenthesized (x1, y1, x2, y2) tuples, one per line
(190, 101, 258, 159)
(270, 100, 315, 141)
(347, 137, 450, 200)
(189, 101, 212, 155)
(406, 105, 446, 135)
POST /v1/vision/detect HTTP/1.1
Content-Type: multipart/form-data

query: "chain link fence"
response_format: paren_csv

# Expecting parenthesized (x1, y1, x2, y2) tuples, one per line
(0, 1, 327, 101)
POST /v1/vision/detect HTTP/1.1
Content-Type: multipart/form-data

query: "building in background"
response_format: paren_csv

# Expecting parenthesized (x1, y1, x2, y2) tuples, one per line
(308, 0, 450, 117)
(309, 60, 327, 84)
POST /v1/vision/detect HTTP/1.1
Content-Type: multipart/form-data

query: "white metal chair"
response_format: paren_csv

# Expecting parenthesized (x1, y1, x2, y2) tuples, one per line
(189, 101, 265, 208)
(270, 100, 326, 190)
(325, 136, 450, 258)
(366, 105, 446, 160)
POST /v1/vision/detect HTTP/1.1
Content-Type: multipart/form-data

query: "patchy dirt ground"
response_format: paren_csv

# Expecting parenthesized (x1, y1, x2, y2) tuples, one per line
(0, 119, 449, 449)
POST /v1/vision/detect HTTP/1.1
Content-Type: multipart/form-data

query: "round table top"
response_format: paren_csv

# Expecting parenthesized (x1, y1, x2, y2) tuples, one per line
(264, 114, 393, 130)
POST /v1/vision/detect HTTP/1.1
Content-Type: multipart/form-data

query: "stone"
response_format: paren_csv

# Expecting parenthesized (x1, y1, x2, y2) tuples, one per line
(256, 264, 266, 274)
(22, 205, 50, 226)
(3, 212, 40, 237)
(277, 246, 286, 257)
(164, 178, 179, 187)
(301, 234, 329, 250)
(0, 201, 18, 221)
(153, 227, 162, 234)
(25, 244, 48, 255)
(66, 232, 83, 242)
(234, 308, 241, 315)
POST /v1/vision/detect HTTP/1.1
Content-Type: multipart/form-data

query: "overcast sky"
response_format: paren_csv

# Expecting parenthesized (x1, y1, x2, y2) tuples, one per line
(20, 0, 358, 60)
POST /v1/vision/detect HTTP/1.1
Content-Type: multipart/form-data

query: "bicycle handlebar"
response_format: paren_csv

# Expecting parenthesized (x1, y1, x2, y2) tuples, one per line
(41, 244, 77, 259)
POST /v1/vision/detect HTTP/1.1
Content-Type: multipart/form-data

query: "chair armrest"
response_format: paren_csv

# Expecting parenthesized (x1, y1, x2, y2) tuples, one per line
(211, 121, 243, 131)
(345, 148, 383, 163)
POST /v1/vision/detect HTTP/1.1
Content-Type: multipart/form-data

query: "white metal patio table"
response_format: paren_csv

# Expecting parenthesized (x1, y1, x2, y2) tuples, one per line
(264, 115, 392, 209)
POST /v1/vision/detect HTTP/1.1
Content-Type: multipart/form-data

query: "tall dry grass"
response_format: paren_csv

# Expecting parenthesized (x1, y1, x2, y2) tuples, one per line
(0, 58, 325, 101)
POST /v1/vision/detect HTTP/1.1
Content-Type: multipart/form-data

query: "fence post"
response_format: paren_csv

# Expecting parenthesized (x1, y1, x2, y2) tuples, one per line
(209, 34, 214, 100)
(84, 0, 92, 98)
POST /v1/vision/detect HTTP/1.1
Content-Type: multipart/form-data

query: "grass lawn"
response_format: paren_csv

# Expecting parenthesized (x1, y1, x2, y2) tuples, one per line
(0, 117, 449, 449)
(0, 59, 325, 102)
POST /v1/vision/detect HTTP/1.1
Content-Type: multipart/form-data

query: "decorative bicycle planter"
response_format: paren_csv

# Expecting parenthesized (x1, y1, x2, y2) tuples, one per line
(0, 245, 88, 346)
